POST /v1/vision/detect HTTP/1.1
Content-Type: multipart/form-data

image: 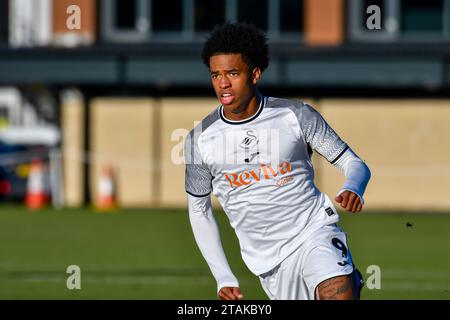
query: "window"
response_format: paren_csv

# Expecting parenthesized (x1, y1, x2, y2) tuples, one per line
(400, 0, 443, 33)
(348, 0, 399, 42)
(116, 0, 137, 30)
(359, 0, 386, 32)
(238, 0, 268, 31)
(349, 0, 450, 42)
(152, 0, 183, 32)
(0, 1, 8, 44)
(102, 0, 305, 43)
(195, 0, 226, 32)
(101, 0, 150, 43)
(280, 0, 303, 34)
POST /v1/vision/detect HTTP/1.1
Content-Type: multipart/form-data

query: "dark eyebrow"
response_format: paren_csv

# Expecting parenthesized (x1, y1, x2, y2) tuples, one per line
(210, 68, 240, 74)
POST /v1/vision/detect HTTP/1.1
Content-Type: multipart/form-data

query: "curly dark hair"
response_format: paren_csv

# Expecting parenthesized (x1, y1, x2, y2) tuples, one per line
(201, 22, 269, 72)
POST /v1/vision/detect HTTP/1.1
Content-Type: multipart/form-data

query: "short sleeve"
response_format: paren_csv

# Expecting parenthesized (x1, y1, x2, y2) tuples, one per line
(300, 103, 348, 164)
(184, 130, 213, 197)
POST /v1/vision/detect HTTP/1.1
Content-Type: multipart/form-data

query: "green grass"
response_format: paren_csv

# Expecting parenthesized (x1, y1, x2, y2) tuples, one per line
(0, 205, 449, 299)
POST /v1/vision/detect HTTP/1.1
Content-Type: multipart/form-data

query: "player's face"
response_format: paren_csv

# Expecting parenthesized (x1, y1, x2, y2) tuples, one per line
(209, 53, 261, 114)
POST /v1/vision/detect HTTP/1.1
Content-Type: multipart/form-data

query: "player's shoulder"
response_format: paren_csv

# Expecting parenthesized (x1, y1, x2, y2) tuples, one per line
(186, 106, 221, 143)
(265, 96, 315, 115)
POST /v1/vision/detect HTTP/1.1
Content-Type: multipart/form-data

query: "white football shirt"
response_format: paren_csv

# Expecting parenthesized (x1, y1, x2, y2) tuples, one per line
(185, 96, 351, 275)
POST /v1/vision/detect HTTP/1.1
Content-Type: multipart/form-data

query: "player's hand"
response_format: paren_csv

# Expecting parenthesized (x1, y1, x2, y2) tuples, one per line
(335, 191, 362, 213)
(218, 287, 244, 300)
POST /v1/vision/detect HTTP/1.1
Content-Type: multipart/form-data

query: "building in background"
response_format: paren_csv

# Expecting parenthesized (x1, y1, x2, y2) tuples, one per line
(0, 0, 450, 210)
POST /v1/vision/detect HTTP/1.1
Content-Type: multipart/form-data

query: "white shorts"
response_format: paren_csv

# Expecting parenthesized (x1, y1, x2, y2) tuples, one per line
(258, 223, 357, 300)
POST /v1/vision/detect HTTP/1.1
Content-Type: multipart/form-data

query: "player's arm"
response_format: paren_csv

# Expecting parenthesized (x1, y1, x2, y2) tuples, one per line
(184, 130, 242, 299)
(299, 103, 371, 212)
(332, 148, 371, 213)
(188, 194, 243, 300)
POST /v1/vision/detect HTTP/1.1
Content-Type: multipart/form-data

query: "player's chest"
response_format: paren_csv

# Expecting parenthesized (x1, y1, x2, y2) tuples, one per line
(200, 125, 305, 168)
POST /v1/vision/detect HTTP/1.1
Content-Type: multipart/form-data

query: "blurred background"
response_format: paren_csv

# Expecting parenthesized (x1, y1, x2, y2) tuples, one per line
(0, 0, 450, 300)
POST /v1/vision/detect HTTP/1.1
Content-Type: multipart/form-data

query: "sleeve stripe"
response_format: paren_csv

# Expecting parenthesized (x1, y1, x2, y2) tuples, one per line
(186, 190, 211, 198)
(330, 145, 349, 164)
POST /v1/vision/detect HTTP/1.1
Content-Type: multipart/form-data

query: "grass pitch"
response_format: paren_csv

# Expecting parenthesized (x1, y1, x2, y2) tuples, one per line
(0, 205, 449, 299)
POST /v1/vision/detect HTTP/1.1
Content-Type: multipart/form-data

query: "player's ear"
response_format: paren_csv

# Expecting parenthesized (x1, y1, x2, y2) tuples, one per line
(252, 67, 261, 84)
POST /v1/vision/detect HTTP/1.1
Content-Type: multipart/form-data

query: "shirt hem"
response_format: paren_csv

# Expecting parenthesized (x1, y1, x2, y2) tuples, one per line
(251, 217, 340, 276)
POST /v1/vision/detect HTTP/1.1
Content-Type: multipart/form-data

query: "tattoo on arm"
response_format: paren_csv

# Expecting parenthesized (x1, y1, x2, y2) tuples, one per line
(317, 275, 354, 300)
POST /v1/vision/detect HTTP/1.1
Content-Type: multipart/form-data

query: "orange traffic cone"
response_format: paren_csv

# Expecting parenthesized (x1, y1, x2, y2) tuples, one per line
(96, 165, 117, 211)
(25, 160, 47, 210)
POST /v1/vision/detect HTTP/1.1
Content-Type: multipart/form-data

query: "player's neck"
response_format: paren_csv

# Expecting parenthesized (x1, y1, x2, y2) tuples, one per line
(222, 92, 261, 122)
